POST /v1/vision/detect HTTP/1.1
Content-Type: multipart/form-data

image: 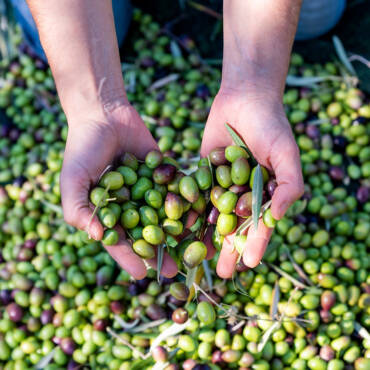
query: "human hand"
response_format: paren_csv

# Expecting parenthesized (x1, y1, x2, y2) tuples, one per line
(60, 103, 178, 279)
(201, 88, 304, 277)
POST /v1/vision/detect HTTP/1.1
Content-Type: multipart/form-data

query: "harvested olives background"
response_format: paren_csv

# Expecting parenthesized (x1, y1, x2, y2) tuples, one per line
(0, 6, 369, 370)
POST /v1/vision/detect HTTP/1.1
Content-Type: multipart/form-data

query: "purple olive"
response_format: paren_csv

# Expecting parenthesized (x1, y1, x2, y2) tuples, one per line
(333, 135, 347, 149)
(6, 303, 23, 322)
(40, 309, 55, 325)
(93, 319, 108, 331)
(229, 184, 249, 195)
(60, 338, 76, 355)
(294, 122, 305, 134)
(207, 207, 220, 225)
(209, 147, 227, 166)
(0, 290, 12, 305)
(153, 164, 176, 184)
(110, 301, 124, 314)
(321, 290, 336, 311)
(17, 248, 33, 262)
(305, 125, 320, 139)
(329, 166, 344, 181)
(152, 346, 168, 362)
(235, 192, 252, 217)
(146, 304, 166, 320)
(196, 84, 210, 99)
(357, 186, 370, 203)
(67, 360, 79, 370)
(267, 179, 278, 197)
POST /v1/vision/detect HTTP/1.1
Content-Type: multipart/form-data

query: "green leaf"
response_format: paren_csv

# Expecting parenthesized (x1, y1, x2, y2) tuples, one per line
(270, 282, 280, 319)
(131, 358, 154, 370)
(257, 321, 280, 352)
(189, 216, 203, 232)
(185, 266, 198, 289)
(252, 165, 263, 230)
(170, 40, 182, 58)
(232, 274, 251, 298)
(286, 75, 335, 88)
(332, 36, 357, 77)
(224, 123, 252, 158)
(157, 244, 165, 283)
(202, 259, 213, 291)
(207, 155, 214, 188)
(166, 234, 178, 248)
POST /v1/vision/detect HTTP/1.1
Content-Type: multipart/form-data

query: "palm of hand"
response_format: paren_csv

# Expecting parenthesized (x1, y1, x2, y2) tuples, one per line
(201, 91, 303, 277)
(60, 104, 177, 279)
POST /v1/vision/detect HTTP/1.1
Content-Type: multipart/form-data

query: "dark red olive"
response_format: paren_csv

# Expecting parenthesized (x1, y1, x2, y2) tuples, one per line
(110, 301, 124, 314)
(183, 359, 197, 370)
(168, 295, 184, 307)
(7, 303, 23, 322)
(212, 350, 223, 364)
(41, 309, 55, 325)
(235, 192, 252, 217)
(319, 345, 335, 361)
(158, 117, 171, 126)
(60, 338, 76, 355)
(152, 346, 168, 362)
(93, 319, 108, 331)
(229, 184, 249, 195)
(198, 292, 220, 304)
(146, 304, 166, 320)
(153, 164, 176, 184)
(321, 291, 336, 311)
(207, 207, 220, 225)
(53, 336, 61, 345)
(193, 365, 210, 370)
(17, 248, 33, 262)
(24, 239, 37, 249)
(236, 260, 249, 272)
(209, 147, 227, 166)
(172, 308, 189, 324)
(67, 360, 79, 370)
(329, 166, 344, 181)
(267, 179, 278, 197)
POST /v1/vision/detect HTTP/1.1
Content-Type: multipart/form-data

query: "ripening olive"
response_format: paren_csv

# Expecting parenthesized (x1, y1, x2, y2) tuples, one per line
(145, 150, 163, 169)
(196, 301, 216, 325)
(132, 239, 155, 259)
(225, 145, 248, 162)
(216, 165, 232, 188)
(179, 176, 199, 203)
(183, 241, 207, 268)
(165, 192, 183, 220)
(217, 213, 237, 235)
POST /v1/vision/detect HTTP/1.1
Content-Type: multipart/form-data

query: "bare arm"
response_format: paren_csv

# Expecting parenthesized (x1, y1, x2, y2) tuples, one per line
(26, 0, 178, 279)
(202, 0, 304, 276)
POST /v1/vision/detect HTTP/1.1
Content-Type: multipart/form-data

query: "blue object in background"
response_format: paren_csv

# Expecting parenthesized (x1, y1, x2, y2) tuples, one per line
(296, 0, 346, 40)
(10, 0, 132, 62)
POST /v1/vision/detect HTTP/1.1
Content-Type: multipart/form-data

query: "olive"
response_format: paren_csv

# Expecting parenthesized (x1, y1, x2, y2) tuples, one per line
(169, 282, 189, 301)
(153, 164, 176, 184)
(249, 165, 269, 188)
(234, 234, 247, 255)
(142, 225, 164, 245)
(90, 187, 108, 207)
(217, 213, 237, 235)
(196, 301, 216, 325)
(121, 209, 140, 229)
(183, 241, 207, 268)
(102, 229, 119, 245)
(172, 308, 189, 324)
(110, 186, 130, 203)
(145, 150, 163, 169)
(209, 147, 227, 166)
(165, 192, 184, 220)
(263, 208, 276, 228)
(217, 191, 238, 214)
(98, 207, 117, 228)
(192, 193, 206, 214)
(131, 177, 153, 200)
(139, 206, 159, 226)
(231, 157, 250, 185)
(132, 239, 155, 259)
(179, 176, 199, 203)
(235, 192, 252, 217)
(99, 171, 124, 190)
(216, 165, 232, 188)
(194, 166, 212, 190)
(144, 189, 163, 209)
(225, 145, 248, 162)
(121, 152, 139, 170)
(163, 218, 183, 236)
(117, 166, 137, 185)
(210, 186, 226, 208)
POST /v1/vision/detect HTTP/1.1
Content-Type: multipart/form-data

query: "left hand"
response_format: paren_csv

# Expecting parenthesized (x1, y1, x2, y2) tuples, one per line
(201, 87, 304, 277)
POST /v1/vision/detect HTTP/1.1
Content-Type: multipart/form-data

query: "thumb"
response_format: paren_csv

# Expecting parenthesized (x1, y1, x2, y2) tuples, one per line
(60, 165, 104, 240)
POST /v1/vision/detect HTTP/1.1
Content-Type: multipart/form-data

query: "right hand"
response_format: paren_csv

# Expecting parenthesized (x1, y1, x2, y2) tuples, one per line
(60, 102, 178, 279)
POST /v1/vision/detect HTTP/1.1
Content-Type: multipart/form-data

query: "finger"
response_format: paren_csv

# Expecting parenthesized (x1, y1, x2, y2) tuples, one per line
(243, 219, 273, 268)
(103, 227, 147, 280)
(270, 141, 304, 220)
(200, 123, 231, 158)
(216, 233, 239, 278)
(60, 166, 104, 241)
(147, 248, 178, 278)
(203, 226, 216, 260)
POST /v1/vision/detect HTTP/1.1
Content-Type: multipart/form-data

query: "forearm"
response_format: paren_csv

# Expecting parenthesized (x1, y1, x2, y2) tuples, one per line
(222, 0, 302, 100)
(26, 0, 126, 122)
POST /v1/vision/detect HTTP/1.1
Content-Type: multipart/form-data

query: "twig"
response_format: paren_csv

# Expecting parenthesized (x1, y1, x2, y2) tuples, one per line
(349, 54, 370, 68)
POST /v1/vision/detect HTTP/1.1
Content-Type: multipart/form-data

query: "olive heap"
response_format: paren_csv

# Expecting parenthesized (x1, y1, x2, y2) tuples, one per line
(0, 7, 369, 370)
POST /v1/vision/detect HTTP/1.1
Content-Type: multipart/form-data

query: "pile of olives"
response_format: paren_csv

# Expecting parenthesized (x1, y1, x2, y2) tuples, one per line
(0, 7, 369, 370)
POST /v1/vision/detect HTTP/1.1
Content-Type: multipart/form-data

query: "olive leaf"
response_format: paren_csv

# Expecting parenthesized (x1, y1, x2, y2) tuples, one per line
(148, 73, 179, 92)
(286, 250, 313, 286)
(354, 322, 370, 340)
(252, 165, 263, 230)
(150, 321, 188, 352)
(257, 321, 280, 352)
(114, 315, 140, 330)
(224, 123, 254, 161)
(207, 155, 214, 188)
(189, 215, 203, 232)
(268, 263, 308, 290)
(35, 348, 57, 369)
(332, 36, 357, 77)
(270, 281, 280, 319)
(185, 266, 198, 289)
(127, 319, 166, 334)
(166, 234, 178, 248)
(232, 273, 251, 298)
(157, 244, 165, 283)
(202, 259, 213, 291)
(285, 75, 335, 88)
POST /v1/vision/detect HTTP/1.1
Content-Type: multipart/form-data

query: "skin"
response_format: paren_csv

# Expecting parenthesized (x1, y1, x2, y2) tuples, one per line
(27, 0, 303, 279)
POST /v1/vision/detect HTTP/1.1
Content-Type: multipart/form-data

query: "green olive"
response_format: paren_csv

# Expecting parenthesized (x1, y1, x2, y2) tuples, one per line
(139, 206, 158, 226)
(120, 208, 140, 229)
(225, 145, 248, 162)
(183, 241, 207, 268)
(179, 176, 199, 203)
(142, 225, 164, 245)
(132, 239, 155, 259)
(102, 229, 119, 246)
(196, 301, 216, 325)
(231, 157, 250, 185)
(90, 187, 108, 207)
(263, 209, 277, 228)
(217, 191, 238, 214)
(217, 213, 237, 236)
(99, 171, 124, 190)
(194, 166, 212, 190)
(117, 166, 137, 186)
(145, 150, 163, 169)
(216, 165, 232, 188)
(163, 218, 183, 236)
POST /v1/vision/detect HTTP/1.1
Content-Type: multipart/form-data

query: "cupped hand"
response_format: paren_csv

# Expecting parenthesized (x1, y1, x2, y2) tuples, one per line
(201, 88, 304, 277)
(60, 103, 178, 279)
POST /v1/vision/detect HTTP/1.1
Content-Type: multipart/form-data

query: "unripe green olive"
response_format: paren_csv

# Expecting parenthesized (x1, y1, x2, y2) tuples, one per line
(217, 213, 237, 236)
(183, 241, 207, 268)
(132, 239, 155, 259)
(99, 171, 124, 190)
